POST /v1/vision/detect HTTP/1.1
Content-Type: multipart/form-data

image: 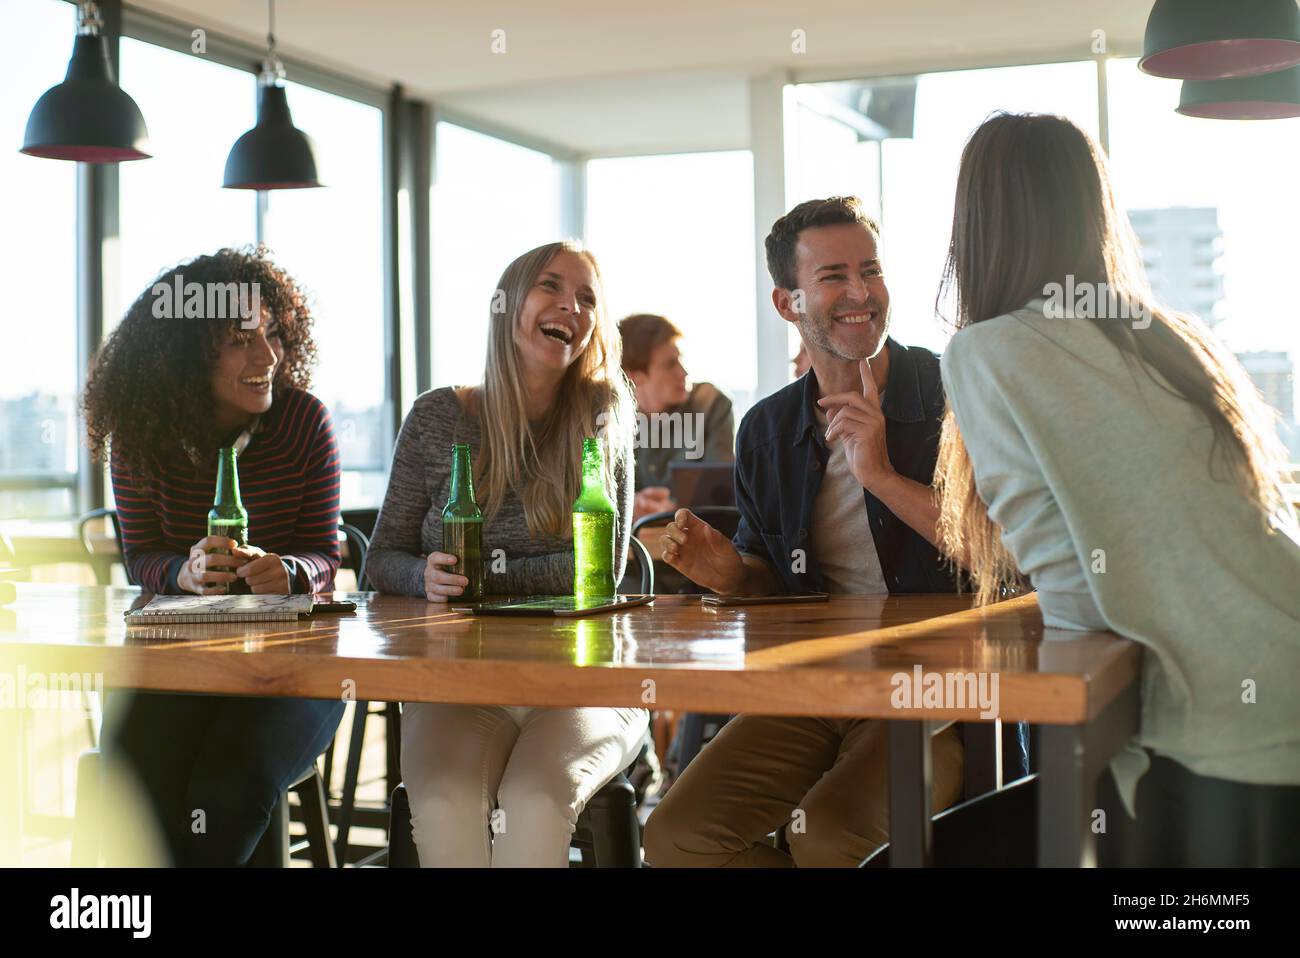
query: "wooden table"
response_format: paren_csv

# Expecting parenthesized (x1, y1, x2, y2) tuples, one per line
(0, 583, 1140, 867)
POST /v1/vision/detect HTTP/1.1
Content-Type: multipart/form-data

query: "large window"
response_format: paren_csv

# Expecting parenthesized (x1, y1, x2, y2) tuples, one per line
(784, 62, 1100, 367)
(115, 38, 257, 326)
(880, 61, 1100, 353)
(0, 0, 77, 522)
(431, 122, 563, 390)
(260, 82, 386, 507)
(1106, 57, 1300, 459)
(585, 151, 758, 419)
(787, 88, 883, 216)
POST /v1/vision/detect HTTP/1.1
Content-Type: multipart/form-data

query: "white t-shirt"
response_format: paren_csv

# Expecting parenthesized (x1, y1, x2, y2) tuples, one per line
(811, 404, 888, 594)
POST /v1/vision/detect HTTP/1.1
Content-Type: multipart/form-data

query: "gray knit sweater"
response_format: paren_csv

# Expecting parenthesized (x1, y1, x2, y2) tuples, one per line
(364, 387, 634, 597)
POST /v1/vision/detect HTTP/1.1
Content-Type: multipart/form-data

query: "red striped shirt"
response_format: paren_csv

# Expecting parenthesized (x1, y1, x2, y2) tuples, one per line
(110, 388, 342, 594)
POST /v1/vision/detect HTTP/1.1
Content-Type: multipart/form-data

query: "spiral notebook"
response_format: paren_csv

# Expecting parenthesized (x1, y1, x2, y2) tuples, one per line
(124, 594, 314, 624)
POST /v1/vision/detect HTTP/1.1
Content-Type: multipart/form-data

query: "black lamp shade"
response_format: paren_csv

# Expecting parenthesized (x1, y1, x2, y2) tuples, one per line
(223, 84, 321, 189)
(1178, 63, 1300, 118)
(21, 34, 150, 162)
(1141, 0, 1300, 79)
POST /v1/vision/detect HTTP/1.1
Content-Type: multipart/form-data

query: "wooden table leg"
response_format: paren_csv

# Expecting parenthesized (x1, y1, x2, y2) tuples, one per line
(1037, 679, 1140, 867)
(888, 719, 933, 867)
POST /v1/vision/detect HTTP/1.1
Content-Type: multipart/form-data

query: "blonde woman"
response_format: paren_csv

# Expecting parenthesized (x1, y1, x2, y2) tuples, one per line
(934, 113, 1300, 866)
(365, 241, 645, 867)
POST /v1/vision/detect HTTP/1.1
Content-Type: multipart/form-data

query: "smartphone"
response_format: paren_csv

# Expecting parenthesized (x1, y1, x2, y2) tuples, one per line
(700, 592, 829, 607)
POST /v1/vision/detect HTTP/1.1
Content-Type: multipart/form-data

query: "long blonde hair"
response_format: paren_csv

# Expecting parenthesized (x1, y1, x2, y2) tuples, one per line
(934, 113, 1293, 605)
(477, 240, 634, 537)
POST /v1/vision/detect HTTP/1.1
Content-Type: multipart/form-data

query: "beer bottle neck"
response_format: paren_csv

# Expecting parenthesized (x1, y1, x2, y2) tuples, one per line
(580, 438, 604, 491)
(214, 447, 243, 508)
(448, 444, 476, 504)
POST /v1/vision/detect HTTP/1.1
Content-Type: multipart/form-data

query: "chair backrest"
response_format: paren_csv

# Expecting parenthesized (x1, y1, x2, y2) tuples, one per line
(626, 535, 654, 594)
(340, 508, 380, 541)
(339, 522, 372, 591)
(77, 507, 133, 586)
(631, 505, 741, 541)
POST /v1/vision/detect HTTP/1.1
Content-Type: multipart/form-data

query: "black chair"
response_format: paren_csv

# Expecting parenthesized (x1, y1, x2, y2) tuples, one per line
(340, 507, 380, 542)
(630, 505, 742, 542)
(77, 507, 130, 585)
(860, 774, 1039, 867)
(626, 535, 654, 594)
(338, 522, 371, 590)
(958, 719, 1031, 801)
(323, 508, 402, 864)
(248, 763, 337, 868)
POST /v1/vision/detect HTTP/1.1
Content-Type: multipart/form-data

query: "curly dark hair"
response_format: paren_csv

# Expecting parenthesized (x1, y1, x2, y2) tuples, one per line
(83, 246, 317, 482)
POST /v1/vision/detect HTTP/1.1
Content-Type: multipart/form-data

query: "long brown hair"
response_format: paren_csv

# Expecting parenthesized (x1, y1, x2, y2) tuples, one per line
(478, 241, 633, 536)
(934, 112, 1292, 604)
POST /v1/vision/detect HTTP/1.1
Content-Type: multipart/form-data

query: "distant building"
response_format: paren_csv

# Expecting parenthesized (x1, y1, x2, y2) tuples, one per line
(330, 402, 388, 473)
(0, 393, 72, 475)
(1129, 207, 1224, 327)
(1236, 351, 1299, 460)
(1238, 351, 1295, 421)
(0, 392, 76, 520)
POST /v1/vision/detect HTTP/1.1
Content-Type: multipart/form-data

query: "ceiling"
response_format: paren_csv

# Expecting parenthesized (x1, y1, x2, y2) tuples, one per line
(123, 0, 1153, 154)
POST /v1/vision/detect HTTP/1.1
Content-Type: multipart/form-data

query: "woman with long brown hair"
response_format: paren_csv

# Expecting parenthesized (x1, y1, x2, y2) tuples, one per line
(365, 240, 646, 866)
(933, 112, 1300, 865)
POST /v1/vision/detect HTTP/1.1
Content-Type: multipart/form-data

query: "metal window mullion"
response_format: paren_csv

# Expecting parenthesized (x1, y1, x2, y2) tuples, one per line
(401, 98, 433, 398)
(74, 0, 127, 516)
(382, 86, 404, 444)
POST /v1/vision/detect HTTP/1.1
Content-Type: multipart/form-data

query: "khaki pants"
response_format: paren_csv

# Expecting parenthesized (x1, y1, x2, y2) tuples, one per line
(644, 716, 964, 867)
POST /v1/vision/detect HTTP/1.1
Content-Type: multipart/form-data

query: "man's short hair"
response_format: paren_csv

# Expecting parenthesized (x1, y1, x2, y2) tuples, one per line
(618, 313, 683, 373)
(765, 196, 881, 290)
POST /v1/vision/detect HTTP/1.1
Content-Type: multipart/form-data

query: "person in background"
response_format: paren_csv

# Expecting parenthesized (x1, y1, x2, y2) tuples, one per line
(618, 314, 735, 522)
(935, 112, 1300, 866)
(366, 240, 647, 867)
(792, 341, 812, 379)
(82, 247, 344, 866)
(643, 197, 969, 867)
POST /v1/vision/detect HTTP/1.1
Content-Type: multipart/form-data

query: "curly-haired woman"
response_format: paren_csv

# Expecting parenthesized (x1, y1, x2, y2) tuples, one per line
(83, 246, 345, 866)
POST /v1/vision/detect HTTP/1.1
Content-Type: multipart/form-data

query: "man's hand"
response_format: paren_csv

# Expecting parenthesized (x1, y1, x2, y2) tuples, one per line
(661, 508, 746, 594)
(423, 551, 468, 603)
(234, 545, 292, 594)
(817, 357, 894, 491)
(633, 486, 677, 523)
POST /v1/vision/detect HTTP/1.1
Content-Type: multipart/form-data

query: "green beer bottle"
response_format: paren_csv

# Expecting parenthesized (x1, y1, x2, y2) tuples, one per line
(572, 436, 617, 600)
(442, 443, 484, 601)
(207, 446, 249, 595)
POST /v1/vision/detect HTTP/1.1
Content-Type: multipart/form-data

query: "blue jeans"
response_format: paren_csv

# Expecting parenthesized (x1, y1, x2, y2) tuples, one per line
(102, 690, 345, 866)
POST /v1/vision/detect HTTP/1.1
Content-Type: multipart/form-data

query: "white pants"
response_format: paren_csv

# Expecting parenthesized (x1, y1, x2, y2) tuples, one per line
(400, 703, 649, 867)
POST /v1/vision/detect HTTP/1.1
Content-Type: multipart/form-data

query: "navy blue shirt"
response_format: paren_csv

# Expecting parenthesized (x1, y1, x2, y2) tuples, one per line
(732, 337, 958, 594)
